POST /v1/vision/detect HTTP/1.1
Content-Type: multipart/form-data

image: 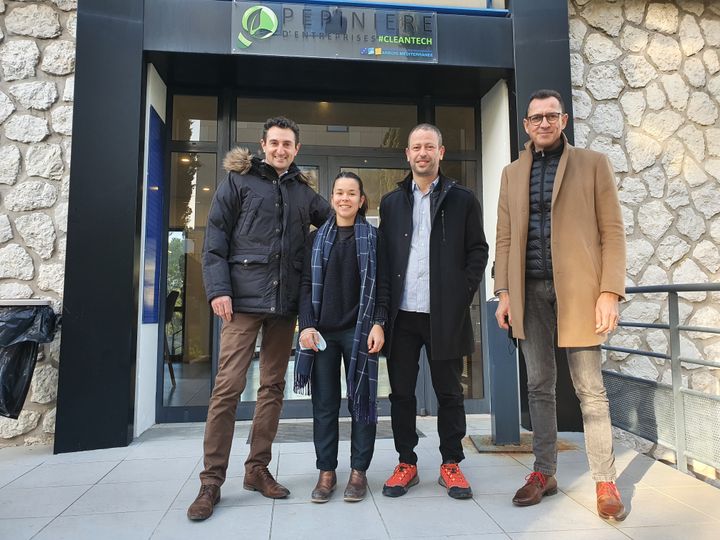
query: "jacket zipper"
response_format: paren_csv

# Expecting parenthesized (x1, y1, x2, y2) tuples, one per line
(540, 152, 549, 280)
(441, 210, 446, 242)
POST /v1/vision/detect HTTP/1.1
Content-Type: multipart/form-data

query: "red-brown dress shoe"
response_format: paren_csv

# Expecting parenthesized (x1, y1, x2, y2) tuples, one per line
(187, 484, 220, 521)
(512, 471, 557, 506)
(243, 466, 290, 499)
(596, 481, 626, 521)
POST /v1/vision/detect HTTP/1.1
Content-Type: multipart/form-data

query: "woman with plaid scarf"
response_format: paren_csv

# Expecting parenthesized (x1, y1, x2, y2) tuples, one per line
(295, 172, 387, 504)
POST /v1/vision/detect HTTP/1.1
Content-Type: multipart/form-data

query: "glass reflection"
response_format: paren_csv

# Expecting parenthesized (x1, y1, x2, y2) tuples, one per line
(172, 95, 218, 142)
(163, 152, 217, 407)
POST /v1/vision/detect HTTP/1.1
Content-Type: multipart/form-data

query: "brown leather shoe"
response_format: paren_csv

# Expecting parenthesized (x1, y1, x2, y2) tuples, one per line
(311, 470, 337, 503)
(343, 469, 367, 502)
(596, 481, 626, 521)
(512, 472, 558, 506)
(187, 484, 220, 521)
(243, 466, 290, 499)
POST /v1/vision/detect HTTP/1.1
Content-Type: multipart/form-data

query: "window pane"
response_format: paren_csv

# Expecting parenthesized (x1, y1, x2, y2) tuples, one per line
(237, 98, 416, 148)
(436, 106, 476, 152)
(172, 95, 218, 142)
(164, 152, 217, 407)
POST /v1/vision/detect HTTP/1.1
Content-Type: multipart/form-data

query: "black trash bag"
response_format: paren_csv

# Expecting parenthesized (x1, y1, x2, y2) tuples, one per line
(0, 305, 58, 419)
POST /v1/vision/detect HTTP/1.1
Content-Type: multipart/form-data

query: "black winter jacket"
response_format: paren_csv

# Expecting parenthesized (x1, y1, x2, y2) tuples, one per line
(377, 174, 489, 361)
(202, 148, 330, 315)
(525, 143, 563, 280)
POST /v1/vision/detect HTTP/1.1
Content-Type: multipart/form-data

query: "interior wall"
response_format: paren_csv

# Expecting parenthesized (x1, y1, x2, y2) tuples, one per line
(135, 63, 167, 437)
(480, 79, 511, 300)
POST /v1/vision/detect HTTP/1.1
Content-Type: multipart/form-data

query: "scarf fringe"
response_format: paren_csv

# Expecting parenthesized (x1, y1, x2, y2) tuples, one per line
(293, 373, 312, 395)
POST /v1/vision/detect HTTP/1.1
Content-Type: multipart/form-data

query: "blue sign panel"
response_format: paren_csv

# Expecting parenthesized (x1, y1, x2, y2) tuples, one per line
(142, 107, 165, 324)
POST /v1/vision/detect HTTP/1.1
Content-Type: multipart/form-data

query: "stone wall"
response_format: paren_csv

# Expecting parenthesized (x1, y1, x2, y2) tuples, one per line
(569, 0, 720, 393)
(0, 0, 75, 446)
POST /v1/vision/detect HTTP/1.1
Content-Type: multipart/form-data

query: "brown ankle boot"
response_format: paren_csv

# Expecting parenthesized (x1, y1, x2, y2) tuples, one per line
(343, 469, 367, 502)
(187, 484, 220, 521)
(596, 481, 626, 521)
(311, 470, 337, 503)
(243, 466, 290, 499)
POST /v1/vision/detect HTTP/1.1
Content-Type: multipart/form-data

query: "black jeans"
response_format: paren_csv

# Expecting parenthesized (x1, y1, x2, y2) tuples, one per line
(388, 310, 466, 465)
(312, 328, 377, 471)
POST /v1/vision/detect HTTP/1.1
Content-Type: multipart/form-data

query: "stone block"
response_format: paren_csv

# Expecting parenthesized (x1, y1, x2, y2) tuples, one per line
(26, 143, 64, 180)
(40, 40, 75, 75)
(645, 3, 679, 34)
(5, 5, 61, 39)
(30, 363, 58, 404)
(0, 40, 40, 81)
(679, 13, 704, 55)
(657, 235, 690, 268)
(4, 180, 58, 211)
(3, 114, 49, 143)
(0, 145, 21, 185)
(0, 244, 33, 280)
(647, 34, 682, 72)
(9, 81, 57, 110)
(15, 212, 56, 259)
(0, 410, 40, 439)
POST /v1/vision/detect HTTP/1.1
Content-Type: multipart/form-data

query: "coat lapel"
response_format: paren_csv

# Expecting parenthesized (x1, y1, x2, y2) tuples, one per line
(551, 133, 571, 206)
(514, 142, 533, 250)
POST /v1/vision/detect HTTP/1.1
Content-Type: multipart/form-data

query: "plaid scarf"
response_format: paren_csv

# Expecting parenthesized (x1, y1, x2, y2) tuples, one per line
(293, 214, 379, 424)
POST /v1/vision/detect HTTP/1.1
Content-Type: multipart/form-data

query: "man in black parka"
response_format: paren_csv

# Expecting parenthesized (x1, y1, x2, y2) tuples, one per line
(188, 117, 330, 521)
(378, 124, 488, 499)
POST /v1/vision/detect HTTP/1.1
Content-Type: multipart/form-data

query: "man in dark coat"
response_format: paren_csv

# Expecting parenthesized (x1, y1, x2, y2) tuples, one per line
(188, 117, 330, 521)
(378, 124, 488, 499)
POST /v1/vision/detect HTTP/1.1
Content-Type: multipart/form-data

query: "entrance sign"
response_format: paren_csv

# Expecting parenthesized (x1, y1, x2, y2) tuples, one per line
(232, 1, 438, 63)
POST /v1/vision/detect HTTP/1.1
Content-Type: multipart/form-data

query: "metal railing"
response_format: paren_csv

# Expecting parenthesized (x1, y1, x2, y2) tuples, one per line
(602, 283, 720, 474)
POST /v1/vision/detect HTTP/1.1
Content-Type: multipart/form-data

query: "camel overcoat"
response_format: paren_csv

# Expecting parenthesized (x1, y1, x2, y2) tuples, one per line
(493, 135, 626, 347)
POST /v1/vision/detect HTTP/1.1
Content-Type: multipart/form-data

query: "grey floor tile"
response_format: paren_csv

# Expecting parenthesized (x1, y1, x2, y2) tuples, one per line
(272, 498, 389, 540)
(462, 465, 537, 495)
(8, 460, 118, 489)
(461, 452, 528, 469)
(393, 536, 509, 540)
(563, 485, 717, 528)
(509, 531, 628, 540)
(33, 510, 165, 540)
(656, 483, 720, 520)
(621, 523, 720, 540)
(63, 479, 185, 516)
(0, 463, 39, 489)
(44, 446, 136, 464)
(152, 506, 272, 540)
(0, 485, 90, 519)
(0, 516, 53, 540)
(473, 491, 615, 533)
(376, 496, 502, 538)
(125, 439, 203, 460)
(100, 457, 199, 484)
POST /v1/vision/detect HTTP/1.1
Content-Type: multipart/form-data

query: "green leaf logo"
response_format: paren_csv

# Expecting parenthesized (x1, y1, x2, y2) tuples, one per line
(239, 6, 278, 48)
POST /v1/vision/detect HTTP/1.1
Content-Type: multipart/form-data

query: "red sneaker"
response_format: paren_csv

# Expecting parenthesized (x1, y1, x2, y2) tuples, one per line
(382, 463, 419, 497)
(439, 462, 473, 499)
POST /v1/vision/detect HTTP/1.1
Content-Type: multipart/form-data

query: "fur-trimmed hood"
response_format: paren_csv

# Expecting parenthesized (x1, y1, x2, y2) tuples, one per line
(223, 147, 253, 174)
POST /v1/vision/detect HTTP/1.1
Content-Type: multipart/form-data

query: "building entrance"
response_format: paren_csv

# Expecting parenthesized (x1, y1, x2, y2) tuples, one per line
(157, 93, 488, 423)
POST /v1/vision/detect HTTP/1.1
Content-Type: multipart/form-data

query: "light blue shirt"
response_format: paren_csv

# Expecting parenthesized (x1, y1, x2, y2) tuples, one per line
(400, 177, 439, 313)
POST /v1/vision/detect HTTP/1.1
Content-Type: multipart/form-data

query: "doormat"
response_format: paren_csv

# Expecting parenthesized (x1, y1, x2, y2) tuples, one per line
(248, 420, 425, 444)
(469, 433, 579, 453)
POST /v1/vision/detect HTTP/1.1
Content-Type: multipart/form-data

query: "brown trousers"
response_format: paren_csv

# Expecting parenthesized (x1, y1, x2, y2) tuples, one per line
(199, 312, 296, 486)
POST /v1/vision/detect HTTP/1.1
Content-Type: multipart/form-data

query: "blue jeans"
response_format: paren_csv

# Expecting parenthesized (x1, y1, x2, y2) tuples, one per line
(312, 328, 377, 471)
(520, 279, 617, 482)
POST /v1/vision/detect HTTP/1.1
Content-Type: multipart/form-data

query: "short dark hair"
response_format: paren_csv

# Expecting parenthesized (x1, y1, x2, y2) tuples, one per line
(526, 89, 566, 116)
(262, 116, 300, 145)
(408, 123, 443, 147)
(332, 171, 369, 216)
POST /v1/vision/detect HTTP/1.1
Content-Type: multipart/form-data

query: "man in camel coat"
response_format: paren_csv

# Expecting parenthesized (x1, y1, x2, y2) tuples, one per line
(494, 89, 627, 521)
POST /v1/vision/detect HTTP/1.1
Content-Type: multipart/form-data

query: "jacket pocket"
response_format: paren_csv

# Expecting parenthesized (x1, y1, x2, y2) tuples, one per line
(229, 250, 270, 266)
(237, 196, 263, 236)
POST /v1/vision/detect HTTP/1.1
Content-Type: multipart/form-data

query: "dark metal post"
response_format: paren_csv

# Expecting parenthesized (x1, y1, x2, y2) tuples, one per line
(667, 292, 689, 473)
